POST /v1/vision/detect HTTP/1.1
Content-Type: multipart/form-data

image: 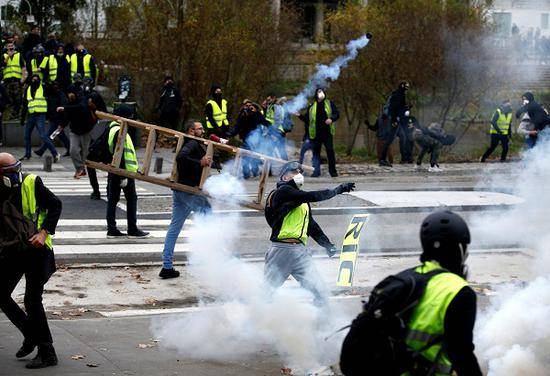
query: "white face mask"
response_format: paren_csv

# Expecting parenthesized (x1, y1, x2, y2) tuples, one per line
(523, 99, 530, 105)
(317, 92, 325, 101)
(292, 173, 304, 187)
(404, 110, 410, 117)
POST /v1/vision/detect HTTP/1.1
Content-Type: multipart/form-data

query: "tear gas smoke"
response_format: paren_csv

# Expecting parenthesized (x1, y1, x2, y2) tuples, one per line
(284, 34, 371, 115)
(471, 132, 550, 375)
(151, 171, 351, 372)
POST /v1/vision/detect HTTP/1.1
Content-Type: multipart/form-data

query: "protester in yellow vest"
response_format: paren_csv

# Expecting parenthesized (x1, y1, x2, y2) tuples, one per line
(263, 161, 355, 307)
(21, 75, 59, 161)
(0, 152, 62, 369)
(3, 42, 26, 118)
(340, 210, 481, 376)
(28, 45, 47, 83)
(40, 44, 70, 88)
(298, 88, 340, 177)
(105, 107, 149, 239)
(204, 84, 229, 137)
(69, 44, 97, 85)
(481, 99, 513, 162)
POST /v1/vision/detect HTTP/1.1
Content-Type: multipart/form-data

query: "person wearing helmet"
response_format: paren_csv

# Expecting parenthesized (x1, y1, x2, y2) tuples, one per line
(404, 210, 481, 375)
(0, 152, 61, 369)
(263, 161, 355, 306)
(28, 45, 47, 83)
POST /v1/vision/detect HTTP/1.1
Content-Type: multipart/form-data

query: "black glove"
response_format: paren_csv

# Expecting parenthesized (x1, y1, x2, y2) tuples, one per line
(334, 182, 356, 194)
(326, 245, 338, 258)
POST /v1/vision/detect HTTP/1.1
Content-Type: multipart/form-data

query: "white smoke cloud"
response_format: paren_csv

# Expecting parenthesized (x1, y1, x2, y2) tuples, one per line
(284, 34, 371, 115)
(151, 173, 351, 373)
(472, 131, 550, 374)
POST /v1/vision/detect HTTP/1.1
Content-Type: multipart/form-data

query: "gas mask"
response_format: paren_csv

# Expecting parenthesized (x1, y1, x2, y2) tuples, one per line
(0, 161, 23, 188)
(523, 99, 530, 106)
(317, 91, 325, 101)
(293, 173, 304, 187)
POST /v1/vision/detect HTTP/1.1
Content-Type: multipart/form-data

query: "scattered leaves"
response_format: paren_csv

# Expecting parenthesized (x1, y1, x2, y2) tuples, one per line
(281, 367, 293, 375)
(71, 354, 86, 360)
(86, 363, 99, 367)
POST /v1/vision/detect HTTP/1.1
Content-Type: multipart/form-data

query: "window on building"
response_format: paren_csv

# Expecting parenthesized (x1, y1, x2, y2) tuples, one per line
(492, 12, 512, 37)
(542, 13, 549, 30)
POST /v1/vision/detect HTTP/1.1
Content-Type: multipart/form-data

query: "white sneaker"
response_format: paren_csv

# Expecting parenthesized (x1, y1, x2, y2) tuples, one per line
(428, 166, 442, 173)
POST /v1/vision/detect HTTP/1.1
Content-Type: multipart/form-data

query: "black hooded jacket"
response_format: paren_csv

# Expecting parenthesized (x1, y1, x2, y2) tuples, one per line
(387, 87, 408, 120)
(265, 180, 336, 248)
(515, 92, 550, 130)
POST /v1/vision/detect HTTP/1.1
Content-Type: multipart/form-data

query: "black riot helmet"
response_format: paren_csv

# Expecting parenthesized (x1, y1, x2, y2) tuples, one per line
(419, 210, 471, 278)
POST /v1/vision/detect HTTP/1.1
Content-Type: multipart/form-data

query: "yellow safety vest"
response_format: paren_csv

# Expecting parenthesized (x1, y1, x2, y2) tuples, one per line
(31, 57, 46, 81)
(491, 108, 512, 135)
(21, 174, 53, 250)
(40, 54, 69, 83)
(3, 52, 22, 79)
(108, 121, 139, 172)
(308, 100, 334, 139)
(265, 103, 275, 125)
(206, 99, 229, 129)
(27, 84, 47, 114)
(404, 261, 468, 375)
(277, 203, 310, 245)
(70, 53, 93, 80)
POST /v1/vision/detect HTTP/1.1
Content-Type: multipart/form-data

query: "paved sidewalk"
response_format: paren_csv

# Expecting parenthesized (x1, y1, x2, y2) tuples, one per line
(0, 315, 285, 376)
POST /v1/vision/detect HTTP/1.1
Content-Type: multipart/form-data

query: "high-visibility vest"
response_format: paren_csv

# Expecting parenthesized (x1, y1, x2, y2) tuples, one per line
(70, 53, 93, 80)
(27, 84, 47, 114)
(205, 99, 229, 129)
(265, 103, 275, 125)
(491, 108, 512, 135)
(21, 174, 53, 250)
(40, 54, 69, 83)
(277, 203, 310, 245)
(308, 100, 334, 139)
(404, 261, 469, 375)
(3, 52, 22, 79)
(31, 57, 46, 81)
(108, 121, 139, 172)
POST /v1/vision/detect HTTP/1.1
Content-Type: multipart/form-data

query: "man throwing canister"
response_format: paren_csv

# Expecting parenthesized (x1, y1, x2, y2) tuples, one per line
(0, 152, 62, 369)
(264, 161, 355, 306)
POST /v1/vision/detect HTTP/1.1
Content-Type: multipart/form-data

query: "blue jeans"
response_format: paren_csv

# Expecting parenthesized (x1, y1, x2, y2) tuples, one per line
(525, 136, 537, 149)
(162, 191, 211, 269)
(36, 120, 70, 154)
(24, 114, 57, 157)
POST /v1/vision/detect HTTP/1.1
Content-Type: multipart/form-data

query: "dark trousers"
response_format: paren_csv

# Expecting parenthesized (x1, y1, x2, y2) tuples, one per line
(299, 138, 314, 165)
(481, 134, 509, 162)
(36, 120, 70, 154)
(107, 174, 137, 232)
(0, 249, 55, 347)
(398, 127, 414, 163)
(5, 79, 21, 115)
(88, 167, 100, 194)
(312, 135, 337, 176)
(380, 125, 399, 162)
(0, 112, 3, 142)
(376, 138, 393, 164)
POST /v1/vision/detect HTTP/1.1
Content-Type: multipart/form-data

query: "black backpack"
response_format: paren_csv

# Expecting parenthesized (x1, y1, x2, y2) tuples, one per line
(87, 125, 113, 164)
(340, 267, 446, 376)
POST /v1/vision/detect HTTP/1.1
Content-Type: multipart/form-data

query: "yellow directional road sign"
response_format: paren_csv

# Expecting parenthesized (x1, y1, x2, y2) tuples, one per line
(336, 214, 369, 287)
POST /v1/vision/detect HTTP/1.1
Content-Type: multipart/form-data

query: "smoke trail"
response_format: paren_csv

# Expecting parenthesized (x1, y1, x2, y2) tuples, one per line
(151, 172, 351, 373)
(471, 132, 550, 374)
(284, 34, 371, 114)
